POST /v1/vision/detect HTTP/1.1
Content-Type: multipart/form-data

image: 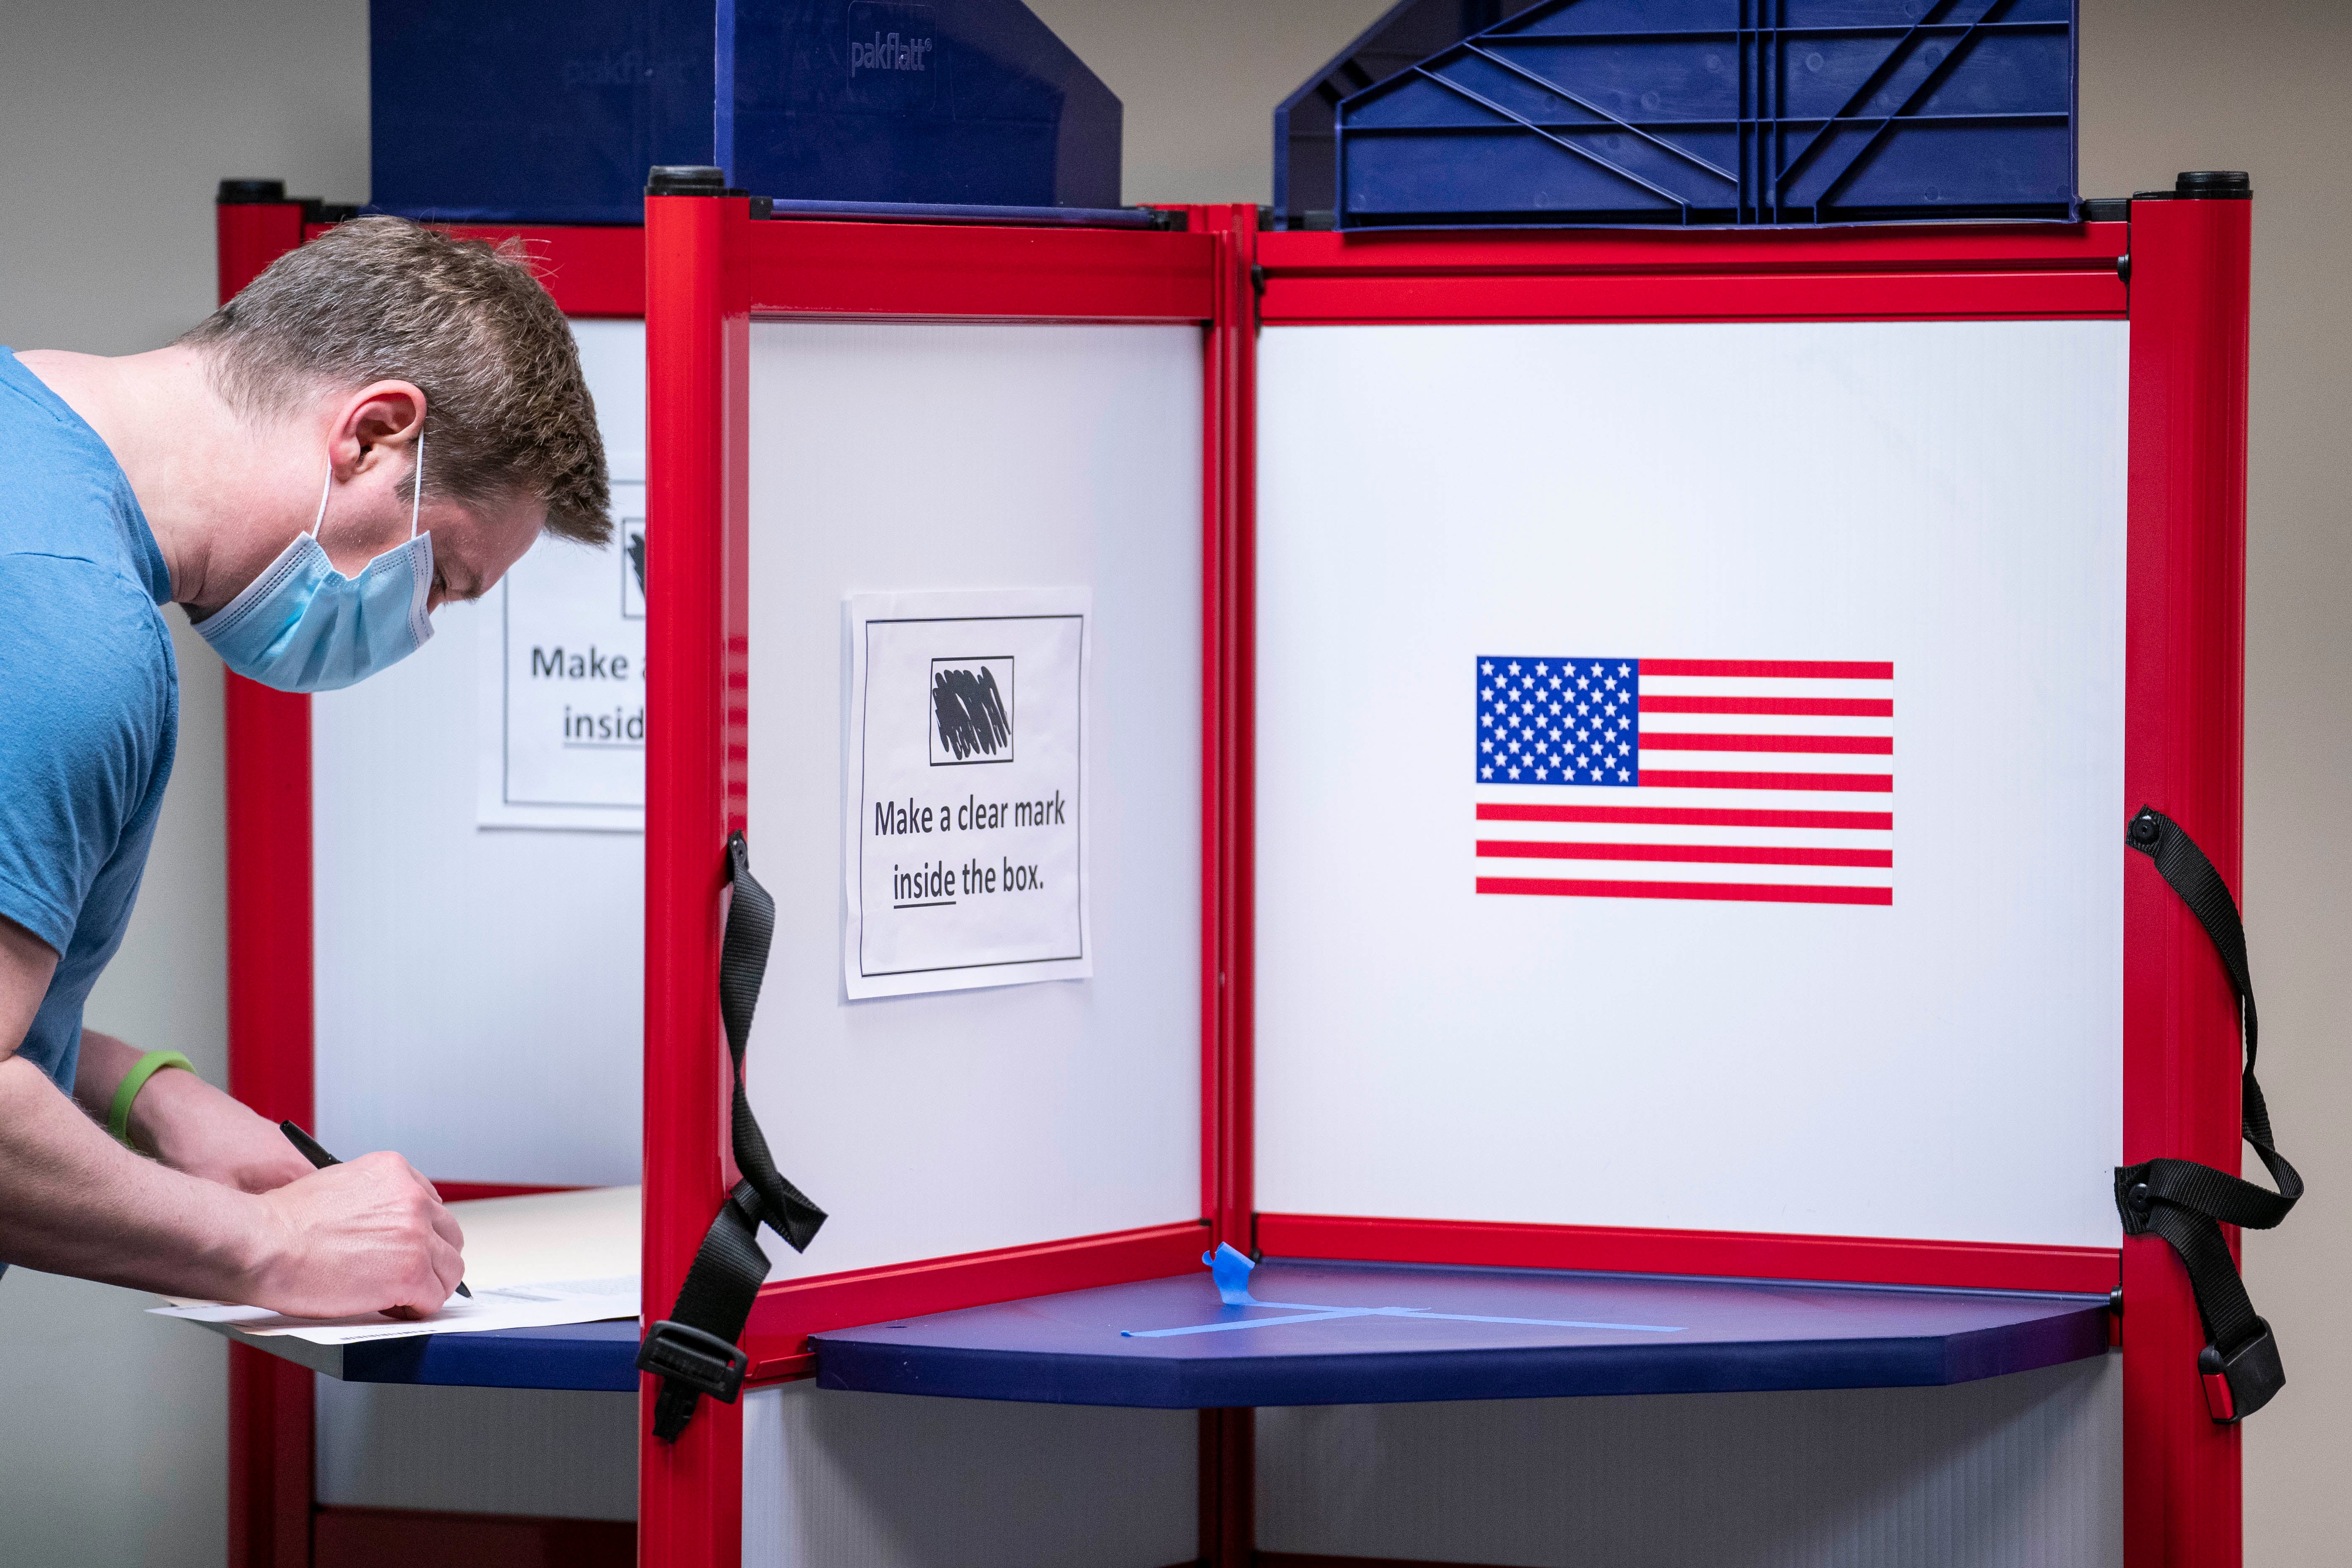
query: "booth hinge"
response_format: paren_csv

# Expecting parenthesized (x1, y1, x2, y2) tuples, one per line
(646, 164, 747, 199)
(2117, 252, 2131, 285)
(1250, 265, 1268, 299)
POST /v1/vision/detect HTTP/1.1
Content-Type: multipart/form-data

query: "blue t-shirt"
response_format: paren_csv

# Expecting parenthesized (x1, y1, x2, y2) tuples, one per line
(0, 349, 178, 1097)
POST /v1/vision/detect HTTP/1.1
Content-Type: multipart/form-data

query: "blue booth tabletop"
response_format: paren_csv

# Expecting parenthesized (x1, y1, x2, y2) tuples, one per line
(810, 1254, 2113, 1409)
(337, 1318, 643, 1391)
(200, 1317, 644, 1392)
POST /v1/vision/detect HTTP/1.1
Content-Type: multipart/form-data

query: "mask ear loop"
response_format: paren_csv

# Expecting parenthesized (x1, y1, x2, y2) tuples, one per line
(306, 454, 334, 539)
(311, 412, 425, 546)
(408, 421, 425, 541)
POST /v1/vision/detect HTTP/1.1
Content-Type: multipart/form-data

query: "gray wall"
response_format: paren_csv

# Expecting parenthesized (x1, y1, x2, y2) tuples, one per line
(1, 2, 2344, 1564)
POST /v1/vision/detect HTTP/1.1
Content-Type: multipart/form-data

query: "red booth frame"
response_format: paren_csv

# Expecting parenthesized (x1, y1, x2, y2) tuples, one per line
(220, 191, 2250, 1568)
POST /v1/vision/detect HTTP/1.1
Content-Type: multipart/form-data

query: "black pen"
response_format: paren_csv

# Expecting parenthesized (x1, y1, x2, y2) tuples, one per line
(280, 1120, 470, 1298)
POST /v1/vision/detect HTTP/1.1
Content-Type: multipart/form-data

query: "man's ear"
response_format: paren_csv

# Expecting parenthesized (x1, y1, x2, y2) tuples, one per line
(329, 381, 427, 479)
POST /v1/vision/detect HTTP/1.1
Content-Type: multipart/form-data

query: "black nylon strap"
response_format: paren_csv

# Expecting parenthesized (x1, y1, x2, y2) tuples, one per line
(642, 832, 827, 1441)
(2116, 806, 2301, 1417)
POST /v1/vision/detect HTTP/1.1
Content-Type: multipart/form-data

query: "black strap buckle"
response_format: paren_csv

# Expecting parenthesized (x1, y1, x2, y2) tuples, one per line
(2199, 1320, 2284, 1423)
(2122, 806, 2304, 1425)
(644, 834, 826, 1443)
(637, 1318, 749, 1405)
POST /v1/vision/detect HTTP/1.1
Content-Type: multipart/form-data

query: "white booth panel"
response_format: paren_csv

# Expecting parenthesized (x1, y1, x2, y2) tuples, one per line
(313, 319, 645, 1185)
(570, 318, 646, 484)
(315, 1380, 636, 1521)
(1257, 1355, 2121, 1568)
(743, 1383, 1196, 1568)
(1255, 320, 2128, 1248)
(745, 321, 1204, 1278)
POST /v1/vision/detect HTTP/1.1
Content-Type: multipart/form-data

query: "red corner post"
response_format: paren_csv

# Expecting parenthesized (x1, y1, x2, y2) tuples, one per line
(1188, 201, 1259, 1568)
(217, 184, 320, 1568)
(2121, 191, 2253, 1568)
(642, 191, 752, 1568)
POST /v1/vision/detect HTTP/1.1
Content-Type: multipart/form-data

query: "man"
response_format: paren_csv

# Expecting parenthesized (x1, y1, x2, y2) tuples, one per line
(0, 217, 610, 1316)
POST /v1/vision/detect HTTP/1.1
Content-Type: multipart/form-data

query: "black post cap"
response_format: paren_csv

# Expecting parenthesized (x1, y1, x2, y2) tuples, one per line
(2176, 171, 2252, 200)
(646, 166, 737, 196)
(217, 178, 288, 204)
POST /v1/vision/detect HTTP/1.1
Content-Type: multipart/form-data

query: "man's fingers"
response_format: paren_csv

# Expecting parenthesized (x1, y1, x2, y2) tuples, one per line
(427, 1233, 466, 1299)
(380, 1240, 464, 1319)
(399, 1155, 446, 1205)
(424, 1198, 465, 1254)
(381, 1152, 442, 1202)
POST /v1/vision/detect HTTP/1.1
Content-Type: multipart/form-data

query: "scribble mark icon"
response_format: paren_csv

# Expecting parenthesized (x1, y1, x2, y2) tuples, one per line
(620, 523, 647, 620)
(930, 658, 1014, 765)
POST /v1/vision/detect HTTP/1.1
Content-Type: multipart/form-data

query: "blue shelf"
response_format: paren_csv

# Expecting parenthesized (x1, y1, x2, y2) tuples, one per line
(811, 1257, 2111, 1409)
(338, 1319, 641, 1391)
(210, 1257, 2110, 1406)
(211, 1318, 641, 1392)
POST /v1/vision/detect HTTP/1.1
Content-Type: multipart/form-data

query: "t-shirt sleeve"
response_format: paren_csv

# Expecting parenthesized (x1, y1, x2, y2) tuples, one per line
(0, 555, 172, 954)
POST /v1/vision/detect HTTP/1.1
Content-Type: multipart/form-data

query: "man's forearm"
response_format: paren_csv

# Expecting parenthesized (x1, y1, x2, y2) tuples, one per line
(0, 1054, 270, 1300)
(74, 1029, 315, 1193)
(5, 933, 462, 1317)
(69, 1027, 144, 1124)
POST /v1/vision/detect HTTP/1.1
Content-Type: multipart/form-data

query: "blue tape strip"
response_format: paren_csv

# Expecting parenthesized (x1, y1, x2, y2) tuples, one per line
(1120, 1246, 1686, 1340)
(1207, 1244, 1259, 1305)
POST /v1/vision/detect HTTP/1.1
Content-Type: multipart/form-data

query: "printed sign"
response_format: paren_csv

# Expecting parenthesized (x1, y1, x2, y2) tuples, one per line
(476, 483, 646, 831)
(844, 588, 1090, 998)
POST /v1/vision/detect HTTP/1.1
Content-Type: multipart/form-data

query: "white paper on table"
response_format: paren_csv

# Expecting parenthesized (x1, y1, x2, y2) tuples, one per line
(148, 1186, 643, 1345)
(150, 1277, 638, 1346)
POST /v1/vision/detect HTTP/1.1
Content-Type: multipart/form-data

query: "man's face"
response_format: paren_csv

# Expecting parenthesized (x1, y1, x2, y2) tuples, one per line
(316, 460, 547, 612)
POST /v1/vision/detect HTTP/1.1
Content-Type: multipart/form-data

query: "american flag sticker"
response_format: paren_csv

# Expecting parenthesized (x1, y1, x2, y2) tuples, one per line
(1474, 656, 1894, 907)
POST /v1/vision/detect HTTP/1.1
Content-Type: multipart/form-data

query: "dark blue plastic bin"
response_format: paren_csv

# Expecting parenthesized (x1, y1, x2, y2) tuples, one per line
(371, 0, 1122, 224)
(1312, 0, 2075, 229)
(1273, 1, 1552, 230)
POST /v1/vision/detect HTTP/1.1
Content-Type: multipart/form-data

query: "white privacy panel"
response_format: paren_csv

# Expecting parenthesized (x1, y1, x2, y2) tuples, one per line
(313, 318, 644, 1184)
(1255, 320, 2128, 1248)
(742, 1383, 1195, 1568)
(1257, 1356, 2121, 1568)
(744, 321, 1203, 1278)
(316, 1380, 635, 1521)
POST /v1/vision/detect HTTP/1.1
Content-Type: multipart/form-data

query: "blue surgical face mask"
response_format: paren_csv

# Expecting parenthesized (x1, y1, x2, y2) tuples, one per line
(196, 428, 434, 693)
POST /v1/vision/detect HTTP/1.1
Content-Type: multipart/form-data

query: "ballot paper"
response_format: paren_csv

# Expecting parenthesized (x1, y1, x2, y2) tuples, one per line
(148, 1184, 642, 1346)
(151, 1277, 637, 1346)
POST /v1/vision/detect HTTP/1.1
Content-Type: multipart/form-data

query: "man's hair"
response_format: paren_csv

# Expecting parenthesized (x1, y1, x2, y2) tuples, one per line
(178, 215, 611, 545)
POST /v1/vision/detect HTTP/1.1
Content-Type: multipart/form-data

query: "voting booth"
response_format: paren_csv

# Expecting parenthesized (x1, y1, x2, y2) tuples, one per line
(214, 193, 2258, 1568)
(207, 13, 2264, 1565)
(620, 185, 2247, 1568)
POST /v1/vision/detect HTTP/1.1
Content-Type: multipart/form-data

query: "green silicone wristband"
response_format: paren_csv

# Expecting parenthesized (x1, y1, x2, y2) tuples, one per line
(107, 1050, 196, 1147)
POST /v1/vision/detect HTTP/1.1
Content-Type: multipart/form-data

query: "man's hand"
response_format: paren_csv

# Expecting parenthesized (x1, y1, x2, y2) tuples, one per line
(75, 1030, 315, 1193)
(0, 928, 467, 1316)
(240, 1153, 467, 1319)
(0, 1052, 469, 1315)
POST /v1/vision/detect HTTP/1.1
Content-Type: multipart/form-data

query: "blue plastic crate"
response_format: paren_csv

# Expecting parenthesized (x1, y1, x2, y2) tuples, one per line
(371, 0, 1121, 224)
(1326, 0, 2076, 229)
(1273, 0, 1552, 229)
